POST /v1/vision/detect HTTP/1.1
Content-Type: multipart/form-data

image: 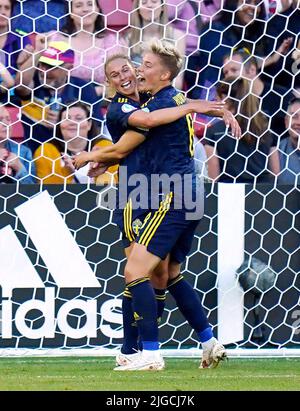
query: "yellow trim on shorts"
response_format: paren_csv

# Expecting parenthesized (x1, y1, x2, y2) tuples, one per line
(123, 199, 135, 242)
(138, 193, 173, 247)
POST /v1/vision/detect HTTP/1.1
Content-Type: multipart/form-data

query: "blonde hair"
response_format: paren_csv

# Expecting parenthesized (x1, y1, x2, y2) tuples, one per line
(104, 54, 133, 78)
(143, 39, 183, 81)
(128, 0, 175, 60)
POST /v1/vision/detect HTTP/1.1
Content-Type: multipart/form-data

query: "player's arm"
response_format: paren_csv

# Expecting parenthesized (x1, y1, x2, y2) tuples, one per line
(186, 98, 241, 138)
(73, 129, 145, 170)
(127, 100, 225, 129)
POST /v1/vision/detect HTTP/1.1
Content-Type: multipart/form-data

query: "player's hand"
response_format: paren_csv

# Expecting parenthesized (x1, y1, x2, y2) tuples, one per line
(191, 100, 225, 114)
(72, 151, 92, 170)
(222, 109, 242, 139)
(87, 162, 109, 178)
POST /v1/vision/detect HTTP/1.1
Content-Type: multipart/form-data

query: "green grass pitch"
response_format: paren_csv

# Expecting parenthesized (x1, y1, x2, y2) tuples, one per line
(0, 357, 299, 391)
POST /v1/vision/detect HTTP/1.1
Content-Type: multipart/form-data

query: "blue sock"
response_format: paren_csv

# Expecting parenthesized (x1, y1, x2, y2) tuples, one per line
(121, 287, 139, 355)
(127, 277, 159, 350)
(168, 274, 213, 343)
(137, 288, 166, 351)
(154, 288, 166, 325)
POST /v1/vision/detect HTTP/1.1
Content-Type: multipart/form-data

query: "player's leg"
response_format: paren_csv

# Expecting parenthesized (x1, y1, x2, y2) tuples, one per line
(114, 205, 165, 368)
(117, 242, 169, 365)
(116, 196, 191, 371)
(116, 242, 140, 366)
(168, 223, 227, 368)
(151, 256, 169, 327)
(115, 243, 165, 370)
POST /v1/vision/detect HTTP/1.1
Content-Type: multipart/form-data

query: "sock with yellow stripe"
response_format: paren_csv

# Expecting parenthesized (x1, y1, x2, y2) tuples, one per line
(127, 277, 159, 351)
(121, 288, 139, 355)
(168, 274, 212, 342)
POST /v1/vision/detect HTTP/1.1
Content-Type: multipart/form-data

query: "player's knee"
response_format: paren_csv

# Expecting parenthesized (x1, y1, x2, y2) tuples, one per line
(124, 263, 138, 283)
(168, 261, 181, 280)
(124, 261, 149, 283)
(151, 264, 168, 289)
(151, 273, 168, 290)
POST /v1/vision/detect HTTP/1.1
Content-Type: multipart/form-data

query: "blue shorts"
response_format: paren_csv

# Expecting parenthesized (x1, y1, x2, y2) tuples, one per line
(114, 194, 200, 263)
(113, 199, 146, 249)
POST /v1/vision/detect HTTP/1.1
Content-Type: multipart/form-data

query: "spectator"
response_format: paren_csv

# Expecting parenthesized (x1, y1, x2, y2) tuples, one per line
(263, 0, 300, 90)
(277, 0, 294, 12)
(199, 0, 223, 23)
(11, 0, 66, 34)
(97, 0, 132, 29)
(222, 49, 292, 136)
(0, 0, 33, 104)
(48, 0, 127, 96)
(166, 0, 202, 56)
(166, 0, 203, 94)
(194, 136, 208, 178)
(191, 0, 268, 98)
(0, 104, 35, 183)
(278, 97, 300, 184)
(33, 101, 118, 185)
(291, 73, 300, 99)
(124, 0, 186, 89)
(203, 77, 280, 183)
(15, 41, 103, 154)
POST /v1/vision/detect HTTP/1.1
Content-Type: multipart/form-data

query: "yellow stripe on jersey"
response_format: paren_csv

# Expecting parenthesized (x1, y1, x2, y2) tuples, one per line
(138, 193, 173, 247)
(141, 96, 154, 108)
(186, 114, 194, 157)
(118, 98, 128, 103)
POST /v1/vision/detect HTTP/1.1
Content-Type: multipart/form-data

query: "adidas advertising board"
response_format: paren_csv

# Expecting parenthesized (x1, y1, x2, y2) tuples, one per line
(0, 190, 123, 342)
(0, 185, 299, 351)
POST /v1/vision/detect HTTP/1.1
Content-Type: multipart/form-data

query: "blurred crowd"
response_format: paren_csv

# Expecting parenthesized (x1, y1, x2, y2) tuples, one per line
(0, 0, 299, 186)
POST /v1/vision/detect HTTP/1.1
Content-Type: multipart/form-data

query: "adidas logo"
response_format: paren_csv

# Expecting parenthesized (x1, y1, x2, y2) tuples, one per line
(0, 191, 123, 341)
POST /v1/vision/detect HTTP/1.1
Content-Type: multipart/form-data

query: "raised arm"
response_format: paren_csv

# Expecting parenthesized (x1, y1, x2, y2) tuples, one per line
(127, 100, 225, 129)
(186, 98, 241, 138)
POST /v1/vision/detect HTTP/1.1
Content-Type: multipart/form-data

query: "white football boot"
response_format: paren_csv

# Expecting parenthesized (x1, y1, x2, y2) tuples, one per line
(114, 352, 165, 371)
(115, 351, 141, 367)
(200, 338, 227, 369)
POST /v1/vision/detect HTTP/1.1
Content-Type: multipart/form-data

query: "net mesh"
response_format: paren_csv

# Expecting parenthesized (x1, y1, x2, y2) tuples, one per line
(0, 0, 299, 355)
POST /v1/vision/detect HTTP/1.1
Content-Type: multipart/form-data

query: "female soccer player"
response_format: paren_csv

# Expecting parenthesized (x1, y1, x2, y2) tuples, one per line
(74, 45, 240, 370)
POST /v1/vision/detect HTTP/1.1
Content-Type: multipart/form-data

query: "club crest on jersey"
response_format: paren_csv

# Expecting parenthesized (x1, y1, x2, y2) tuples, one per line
(121, 104, 137, 113)
(132, 218, 143, 235)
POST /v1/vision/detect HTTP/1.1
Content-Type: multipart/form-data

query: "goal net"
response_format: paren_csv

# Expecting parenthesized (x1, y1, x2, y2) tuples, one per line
(0, 0, 299, 357)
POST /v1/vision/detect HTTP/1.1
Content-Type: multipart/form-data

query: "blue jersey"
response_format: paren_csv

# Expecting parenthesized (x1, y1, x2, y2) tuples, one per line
(141, 85, 195, 176)
(106, 93, 149, 214)
(138, 85, 197, 209)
